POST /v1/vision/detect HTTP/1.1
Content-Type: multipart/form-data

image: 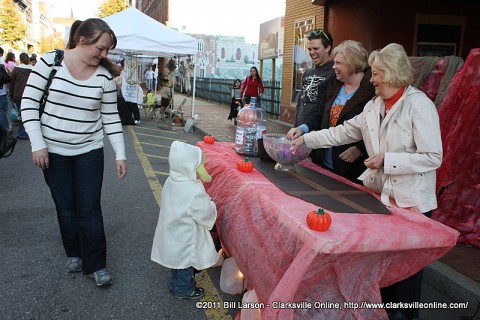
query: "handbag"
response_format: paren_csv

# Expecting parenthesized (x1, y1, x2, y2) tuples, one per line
(39, 49, 64, 117)
(0, 64, 12, 86)
(10, 104, 19, 122)
(0, 127, 17, 159)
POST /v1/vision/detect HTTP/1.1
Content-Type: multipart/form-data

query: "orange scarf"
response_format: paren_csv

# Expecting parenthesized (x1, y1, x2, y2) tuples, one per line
(385, 86, 406, 111)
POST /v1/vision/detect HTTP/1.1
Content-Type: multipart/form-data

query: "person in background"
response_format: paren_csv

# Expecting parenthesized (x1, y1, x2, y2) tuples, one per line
(145, 66, 155, 91)
(29, 54, 37, 66)
(118, 59, 141, 125)
(9, 52, 32, 140)
(21, 18, 127, 288)
(228, 79, 242, 125)
(294, 28, 335, 128)
(288, 40, 375, 184)
(0, 47, 10, 132)
(241, 66, 264, 105)
(4, 52, 17, 73)
(151, 141, 218, 300)
(291, 43, 442, 320)
(146, 89, 155, 108)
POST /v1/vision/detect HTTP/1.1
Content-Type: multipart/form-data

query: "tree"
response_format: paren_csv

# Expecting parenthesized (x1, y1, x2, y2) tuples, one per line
(38, 33, 65, 55)
(0, 0, 28, 48)
(97, 0, 129, 18)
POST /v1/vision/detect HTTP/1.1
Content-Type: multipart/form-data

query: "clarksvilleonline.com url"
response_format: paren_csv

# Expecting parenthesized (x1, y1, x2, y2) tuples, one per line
(196, 300, 469, 310)
(343, 301, 469, 310)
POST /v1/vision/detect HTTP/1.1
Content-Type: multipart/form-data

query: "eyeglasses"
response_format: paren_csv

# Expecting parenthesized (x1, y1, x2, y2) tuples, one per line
(308, 29, 330, 42)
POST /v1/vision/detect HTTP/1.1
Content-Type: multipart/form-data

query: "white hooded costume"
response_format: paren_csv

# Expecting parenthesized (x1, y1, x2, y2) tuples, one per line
(151, 141, 218, 270)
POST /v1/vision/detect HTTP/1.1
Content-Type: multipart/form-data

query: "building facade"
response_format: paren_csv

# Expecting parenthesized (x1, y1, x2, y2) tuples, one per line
(280, 0, 480, 123)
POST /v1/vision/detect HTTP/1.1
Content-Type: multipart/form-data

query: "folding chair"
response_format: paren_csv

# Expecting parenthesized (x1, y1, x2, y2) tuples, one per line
(165, 98, 186, 125)
(149, 97, 171, 122)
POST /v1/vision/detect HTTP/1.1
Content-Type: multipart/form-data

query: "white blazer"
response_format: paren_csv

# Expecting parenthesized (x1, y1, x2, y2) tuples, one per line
(304, 86, 442, 213)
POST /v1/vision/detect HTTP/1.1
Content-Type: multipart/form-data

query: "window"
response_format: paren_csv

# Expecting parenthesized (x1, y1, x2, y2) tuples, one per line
(413, 14, 465, 57)
(236, 48, 242, 60)
(292, 17, 315, 102)
(198, 39, 205, 52)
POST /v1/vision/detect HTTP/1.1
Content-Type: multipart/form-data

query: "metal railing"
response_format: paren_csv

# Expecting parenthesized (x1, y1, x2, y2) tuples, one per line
(176, 78, 282, 118)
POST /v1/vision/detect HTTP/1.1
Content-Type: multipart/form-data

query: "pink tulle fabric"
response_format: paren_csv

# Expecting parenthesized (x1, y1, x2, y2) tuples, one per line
(198, 142, 459, 320)
(434, 48, 480, 248)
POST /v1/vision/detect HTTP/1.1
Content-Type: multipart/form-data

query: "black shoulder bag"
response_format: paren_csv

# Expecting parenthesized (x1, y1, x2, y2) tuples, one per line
(0, 64, 12, 88)
(39, 49, 64, 117)
(0, 127, 16, 159)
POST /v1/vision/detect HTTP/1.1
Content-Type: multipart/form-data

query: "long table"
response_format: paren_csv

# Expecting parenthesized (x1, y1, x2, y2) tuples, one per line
(198, 142, 459, 320)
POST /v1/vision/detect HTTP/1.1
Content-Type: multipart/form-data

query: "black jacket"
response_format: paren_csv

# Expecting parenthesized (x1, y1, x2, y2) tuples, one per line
(310, 68, 375, 184)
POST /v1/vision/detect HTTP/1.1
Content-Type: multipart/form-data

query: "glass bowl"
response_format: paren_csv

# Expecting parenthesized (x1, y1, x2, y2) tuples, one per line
(262, 133, 312, 172)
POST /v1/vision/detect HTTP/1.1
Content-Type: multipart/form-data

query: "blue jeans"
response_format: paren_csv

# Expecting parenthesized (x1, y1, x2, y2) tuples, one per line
(0, 94, 9, 131)
(43, 148, 106, 275)
(169, 267, 195, 296)
(13, 100, 27, 138)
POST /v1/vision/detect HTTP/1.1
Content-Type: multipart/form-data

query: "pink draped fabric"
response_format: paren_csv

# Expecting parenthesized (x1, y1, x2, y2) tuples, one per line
(434, 48, 480, 247)
(199, 142, 459, 320)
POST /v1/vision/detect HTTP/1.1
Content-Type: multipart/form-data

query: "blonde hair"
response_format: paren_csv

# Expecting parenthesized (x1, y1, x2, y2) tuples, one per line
(368, 43, 413, 87)
(332, 40, 369, 74)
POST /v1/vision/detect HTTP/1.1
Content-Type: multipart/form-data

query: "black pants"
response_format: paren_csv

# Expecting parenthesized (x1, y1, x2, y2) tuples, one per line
(381, 211, 432, 319)
(117, 95, 135, 125)
(126, 102, 140, 122)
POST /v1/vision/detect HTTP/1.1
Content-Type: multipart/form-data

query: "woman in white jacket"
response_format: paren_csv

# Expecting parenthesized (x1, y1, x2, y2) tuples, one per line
(151, 141, 218, 300)
(290, 43, 442, 320)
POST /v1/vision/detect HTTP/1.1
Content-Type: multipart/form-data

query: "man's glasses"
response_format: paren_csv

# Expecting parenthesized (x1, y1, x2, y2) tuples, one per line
(308, 29, 330, 42)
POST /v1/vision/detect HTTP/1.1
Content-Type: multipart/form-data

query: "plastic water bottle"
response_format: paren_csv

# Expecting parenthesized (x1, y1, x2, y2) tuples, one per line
(234, 97, 267, 156)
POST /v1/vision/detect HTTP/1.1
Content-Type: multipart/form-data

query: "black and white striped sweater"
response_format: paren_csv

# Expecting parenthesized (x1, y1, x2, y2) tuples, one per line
(21, 50, 125, 160)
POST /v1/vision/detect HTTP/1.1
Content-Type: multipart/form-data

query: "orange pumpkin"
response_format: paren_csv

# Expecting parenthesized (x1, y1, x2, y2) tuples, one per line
(204, 135, 215, 144)
(237, 157, 254, 173)
(306, 208, 332, 232)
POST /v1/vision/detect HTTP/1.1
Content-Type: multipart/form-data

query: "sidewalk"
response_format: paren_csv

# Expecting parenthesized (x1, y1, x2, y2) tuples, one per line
(173, 93, 480, 316)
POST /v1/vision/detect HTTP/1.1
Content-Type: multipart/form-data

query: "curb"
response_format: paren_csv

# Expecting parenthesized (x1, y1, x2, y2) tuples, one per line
(424, 261, 480, 317)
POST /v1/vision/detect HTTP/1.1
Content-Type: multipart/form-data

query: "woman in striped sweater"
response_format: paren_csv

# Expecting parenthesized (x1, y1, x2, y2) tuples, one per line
(21, 18, 127, 287)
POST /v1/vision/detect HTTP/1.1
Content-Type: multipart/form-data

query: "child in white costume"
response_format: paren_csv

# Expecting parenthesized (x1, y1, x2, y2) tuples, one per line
(151, 141, 218, 300)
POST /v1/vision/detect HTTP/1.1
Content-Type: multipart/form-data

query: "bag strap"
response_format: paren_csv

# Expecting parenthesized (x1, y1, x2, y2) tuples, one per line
(39, 49, 64, 116)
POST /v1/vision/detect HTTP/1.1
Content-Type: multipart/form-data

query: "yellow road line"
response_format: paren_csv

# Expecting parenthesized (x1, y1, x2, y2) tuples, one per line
(132, 126, 173, 134)
(145, 154, 168, 160)
(196, 272, 233, 319)
(128, 126, 232, 320)
(127, 126, 162, 207)
(154, 171, 170, 176)
(139, 141, 171, 149)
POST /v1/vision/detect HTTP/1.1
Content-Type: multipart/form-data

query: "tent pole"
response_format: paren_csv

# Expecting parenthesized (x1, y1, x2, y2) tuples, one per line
(191, 54, 197, 118)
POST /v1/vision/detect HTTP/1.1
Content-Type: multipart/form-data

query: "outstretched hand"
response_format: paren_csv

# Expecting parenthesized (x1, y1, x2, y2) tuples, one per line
(286, 127, 305, 140)
(290, 135, 306, 150)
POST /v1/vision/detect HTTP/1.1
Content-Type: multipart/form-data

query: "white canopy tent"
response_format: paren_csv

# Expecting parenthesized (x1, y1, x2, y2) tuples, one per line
(103, 7, 198, 116)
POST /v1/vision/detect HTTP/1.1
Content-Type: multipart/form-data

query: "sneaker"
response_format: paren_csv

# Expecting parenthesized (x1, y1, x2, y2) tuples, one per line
(88, 269, 113, 287)
(66, 257, 82, 273)
(134, 120, 141, 125)
(174, 287, 205, 300)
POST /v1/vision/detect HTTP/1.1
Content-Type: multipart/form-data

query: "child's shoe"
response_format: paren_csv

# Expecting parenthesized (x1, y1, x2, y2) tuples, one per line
(175, 287, 204, 300)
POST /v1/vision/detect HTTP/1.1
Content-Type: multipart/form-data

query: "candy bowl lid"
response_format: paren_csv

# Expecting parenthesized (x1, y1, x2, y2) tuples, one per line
(262, 133, 311, 171)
